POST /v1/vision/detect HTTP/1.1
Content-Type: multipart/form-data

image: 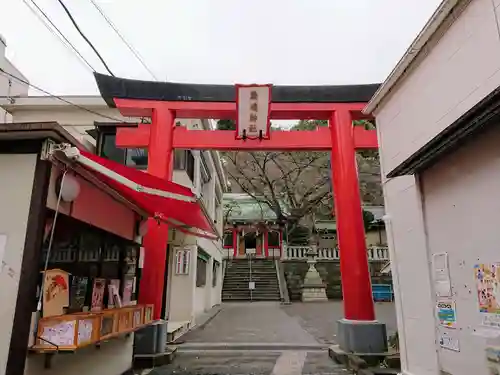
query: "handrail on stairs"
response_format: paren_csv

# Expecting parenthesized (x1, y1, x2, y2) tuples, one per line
(275, 259, 290, 304)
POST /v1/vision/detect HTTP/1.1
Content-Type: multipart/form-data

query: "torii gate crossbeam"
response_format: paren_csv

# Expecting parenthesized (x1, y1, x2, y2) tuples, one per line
(93, 73, 387, 354)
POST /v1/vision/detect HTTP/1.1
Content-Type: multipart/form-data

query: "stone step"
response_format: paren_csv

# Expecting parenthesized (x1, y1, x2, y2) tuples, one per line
(222, 293, 281, 298)
(223, 276, 278, 280)
(225, 268, 276, 272)
(222, 287, 280, 293)
(224, 274, 277, 278)
(222, 293, 280, 298)
(222, 282, 279, 289)
(223, 281, 279, 285)
(222, 295, 281, 301)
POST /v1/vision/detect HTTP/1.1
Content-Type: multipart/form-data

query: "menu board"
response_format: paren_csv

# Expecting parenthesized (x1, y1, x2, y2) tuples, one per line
(133, 310, 142, 327)
(100, 315, 114, 337)
(77, 319, 93, 345)
(70, 276, 88, 310)
(41, 320, 76, 347)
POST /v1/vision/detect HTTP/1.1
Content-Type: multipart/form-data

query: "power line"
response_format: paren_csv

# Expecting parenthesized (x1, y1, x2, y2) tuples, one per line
(56, 0, 115, 76)
(88, 0, 159, 81)
(21, 0, 97, 73)
(0, 67, 132, 123)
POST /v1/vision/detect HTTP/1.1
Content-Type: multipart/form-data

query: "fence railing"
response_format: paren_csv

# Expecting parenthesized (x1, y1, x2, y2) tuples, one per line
(283, 245, 389, 261)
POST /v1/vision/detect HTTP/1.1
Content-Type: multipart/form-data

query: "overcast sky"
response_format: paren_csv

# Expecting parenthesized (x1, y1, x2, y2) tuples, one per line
(2, 0, 441, 96)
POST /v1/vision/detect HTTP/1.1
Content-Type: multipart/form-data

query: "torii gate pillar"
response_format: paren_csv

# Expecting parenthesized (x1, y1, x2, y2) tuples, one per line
(330, 110, 387, 353)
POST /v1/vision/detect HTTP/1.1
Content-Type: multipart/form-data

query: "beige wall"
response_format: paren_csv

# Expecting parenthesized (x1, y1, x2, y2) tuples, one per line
(0, 154, 37, 375)
(419, 124, 500, 375)
(374, 2, 500, 375)
(375, 0, 500, 173)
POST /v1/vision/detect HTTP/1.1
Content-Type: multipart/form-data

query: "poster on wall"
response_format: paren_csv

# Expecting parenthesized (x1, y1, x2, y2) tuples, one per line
(439, 331, 460, 352)
(436, 300, 457, 328)
(432, 253, 452, 297)
(474, 264, 500, 328)
(90, 278, 106, 312)
(122, 277, 134, 306)
(107, 279, 121, 308)
(70, 276, 88, 311)
(42, 269, 70, 317)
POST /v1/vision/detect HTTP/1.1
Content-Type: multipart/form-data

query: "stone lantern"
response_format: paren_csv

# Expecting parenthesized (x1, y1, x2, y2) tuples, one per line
(301, 225, 328, 302)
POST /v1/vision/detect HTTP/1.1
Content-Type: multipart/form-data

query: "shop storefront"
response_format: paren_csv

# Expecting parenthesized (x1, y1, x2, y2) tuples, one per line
(0, 122, 216, 375)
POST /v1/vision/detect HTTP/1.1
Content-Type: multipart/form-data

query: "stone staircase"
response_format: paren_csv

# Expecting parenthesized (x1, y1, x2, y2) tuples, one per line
(222, 258, 281, 301)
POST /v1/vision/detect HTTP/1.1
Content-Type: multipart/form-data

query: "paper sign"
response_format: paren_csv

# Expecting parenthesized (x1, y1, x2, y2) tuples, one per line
(249, 281, 255, 290)
(437, 300, 457, 328)
(138, 247, 145, 268)
(439, 332, 460, 352)
(433, 253, 452, 297)
(474, 263, 500, 328)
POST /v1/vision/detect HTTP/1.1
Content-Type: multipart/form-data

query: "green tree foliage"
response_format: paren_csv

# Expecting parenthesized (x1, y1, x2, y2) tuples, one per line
(216, 119, 236, 130)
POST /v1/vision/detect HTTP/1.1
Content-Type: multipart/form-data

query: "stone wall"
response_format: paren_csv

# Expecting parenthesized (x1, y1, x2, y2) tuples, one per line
(282, 260, 392, 301)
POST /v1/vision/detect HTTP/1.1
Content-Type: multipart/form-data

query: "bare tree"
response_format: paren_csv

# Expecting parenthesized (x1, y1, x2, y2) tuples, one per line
(219, 119, 382, 243)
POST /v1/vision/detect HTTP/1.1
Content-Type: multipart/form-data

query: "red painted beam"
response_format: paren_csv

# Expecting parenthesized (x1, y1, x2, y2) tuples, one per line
(353, 127, 378, 149)
(116, 125, 378, 150)
(114, 99, 372, 121)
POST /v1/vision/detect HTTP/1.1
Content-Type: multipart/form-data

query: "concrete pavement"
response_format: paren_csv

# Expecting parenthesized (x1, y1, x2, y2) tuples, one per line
(150, 301, 396, 374)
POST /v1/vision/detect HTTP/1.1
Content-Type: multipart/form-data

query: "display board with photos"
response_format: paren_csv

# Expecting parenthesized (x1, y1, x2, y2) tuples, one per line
(38, 214, 141, 317)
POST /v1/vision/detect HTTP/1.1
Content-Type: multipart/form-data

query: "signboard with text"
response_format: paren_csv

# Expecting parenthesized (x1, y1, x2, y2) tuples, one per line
(236, 84, 272, 139)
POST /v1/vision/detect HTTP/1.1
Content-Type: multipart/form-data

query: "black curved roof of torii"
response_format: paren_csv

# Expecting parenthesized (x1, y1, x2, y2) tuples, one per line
(93, 73, 380, 108)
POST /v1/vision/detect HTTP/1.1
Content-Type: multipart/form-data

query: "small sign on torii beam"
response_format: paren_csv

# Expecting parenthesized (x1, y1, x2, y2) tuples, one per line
(235, 84, 272, 140)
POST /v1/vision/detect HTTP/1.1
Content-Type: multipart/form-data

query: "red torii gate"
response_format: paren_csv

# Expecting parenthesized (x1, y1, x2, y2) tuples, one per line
(93, 73, 386, 353)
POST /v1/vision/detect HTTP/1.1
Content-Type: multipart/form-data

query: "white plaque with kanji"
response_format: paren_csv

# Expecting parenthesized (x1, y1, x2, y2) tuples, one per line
(236, 84, 272, 139)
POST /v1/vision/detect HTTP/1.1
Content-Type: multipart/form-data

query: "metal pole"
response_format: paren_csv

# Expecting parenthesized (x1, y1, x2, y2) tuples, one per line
(249, 253, 253, 302)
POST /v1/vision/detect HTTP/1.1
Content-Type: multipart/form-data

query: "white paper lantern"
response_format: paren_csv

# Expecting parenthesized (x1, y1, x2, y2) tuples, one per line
(60, 174, 80, 202)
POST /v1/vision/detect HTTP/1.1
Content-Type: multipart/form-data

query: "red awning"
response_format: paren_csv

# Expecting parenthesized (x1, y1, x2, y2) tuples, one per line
(52, 146, 218, 240)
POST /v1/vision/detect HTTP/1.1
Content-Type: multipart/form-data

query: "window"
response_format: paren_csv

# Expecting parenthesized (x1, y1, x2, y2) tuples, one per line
(100, 133, 126, 164)
(200, 152, 212, 183)
(175, 248, 191, 275)
(186, 151, 195, 182)
(212, 261, 219, 287)
(268, 231, 280, 248)
(173, 150, 195, 181)
(196, 248, 209, 287)
(174, 149, 187, 170)
(126, 148, 148, 169)
(223, 231, 234, 247)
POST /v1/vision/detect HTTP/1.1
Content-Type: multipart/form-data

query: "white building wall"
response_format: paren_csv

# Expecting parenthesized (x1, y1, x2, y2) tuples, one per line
(0, 154, 37, 375)
(373, 2, 500, 374)
(375, 0, 500, 173)
(418, 125, 500, 375)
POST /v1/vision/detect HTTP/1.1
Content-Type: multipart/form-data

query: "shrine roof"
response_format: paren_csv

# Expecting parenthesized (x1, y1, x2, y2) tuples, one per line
(223, 194, 281, 222)
(94, 73, 380, 108)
